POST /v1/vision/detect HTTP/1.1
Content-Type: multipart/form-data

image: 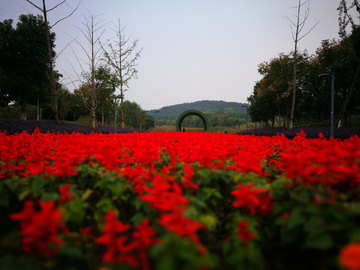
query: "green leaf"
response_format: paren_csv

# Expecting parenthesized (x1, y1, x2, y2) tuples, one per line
(81, 188, 93, 201)
(0, 182, 10, 207)
(31, 177, 46, 195)
(130, 212, 146, 225)
(199, 214, 217, 231)
(19, 188, 32, 201)
(58, 246, 83, 258)
(41, 192, 60, 202)
(4, 180, 18, 192)
(108, 181, 126, 197)
(281, 226, 300, 243)
(305, 233, 333, 250)
(287, 207, 304, 230)
(222, 240, 232, 255)
(155, 252, 176, 270)
(61, 199, 85, 225)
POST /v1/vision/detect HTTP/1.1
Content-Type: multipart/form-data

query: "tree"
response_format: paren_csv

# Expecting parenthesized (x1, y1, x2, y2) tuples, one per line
(70, 13, 107, 127)
(25, 0, 80, 122)
(57, 86, 73, 120)
(254, 53, 294, 126)
(145, 115, 154, 131)
(101, 20, 142, 128)
(95, 65, 117, 124)
(337, 0, 360, 126)
(0, 14, 55, 120)
(247, 81, 278, 126)
(122, 100, 146, 128)
(286, 0, 319, 129)
(0, 19, 15, 107)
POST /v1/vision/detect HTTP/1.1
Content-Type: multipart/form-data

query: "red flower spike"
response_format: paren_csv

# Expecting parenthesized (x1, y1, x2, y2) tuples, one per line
(131, 219, 160, 270)
(58, 184, 75, 204)
(9, 200, 64, 258)
(231, 184, 274, 215)
(237, 220, 256, 245)
(95, 210, 137, 267)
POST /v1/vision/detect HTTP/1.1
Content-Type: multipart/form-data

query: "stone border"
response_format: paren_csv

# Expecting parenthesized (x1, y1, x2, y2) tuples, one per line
(175, 109, 210, 132)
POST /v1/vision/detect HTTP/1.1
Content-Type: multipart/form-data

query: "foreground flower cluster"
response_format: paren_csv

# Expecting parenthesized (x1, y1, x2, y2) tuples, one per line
(0, 128, 360, 270)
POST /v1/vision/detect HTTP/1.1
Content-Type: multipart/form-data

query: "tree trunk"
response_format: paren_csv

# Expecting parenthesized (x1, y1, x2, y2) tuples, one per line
(21, 99, 27, 120)
(102, 102, 104, 124)
(289, 58, 296, 129)
(42, 0, 58, 122)
(37, 95, 40, 120)
(120, 92, 125, 128)
(338, 64, 360, 127)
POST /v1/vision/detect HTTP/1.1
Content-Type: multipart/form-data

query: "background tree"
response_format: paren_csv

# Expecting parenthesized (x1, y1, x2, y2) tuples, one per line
(70, 13, 106, 127)
(121, 100, 146, 128)
(0, 14, 55, 120)
(94, 65, 117, 124)
(0, 18, 15, 107)
(337, 0, 360, 126)
(25, 0, 80, 122)
(57, 86, 73, 120)
(101, 20, 142, 128)
(286, 0, 319, 129)
(145, 115, 155, 131)
(250, 53, 296, 126)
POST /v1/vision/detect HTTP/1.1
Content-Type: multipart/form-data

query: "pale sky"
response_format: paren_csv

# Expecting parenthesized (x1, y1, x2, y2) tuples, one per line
(0, 0, 352, 110)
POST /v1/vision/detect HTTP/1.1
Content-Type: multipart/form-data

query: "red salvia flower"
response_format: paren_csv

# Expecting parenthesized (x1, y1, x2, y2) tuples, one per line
(339, 243, 360, 270)
(231, 183, 274, 215)
(237, 220, 256, 245)
(9, 200, 64, 258)
(181, 163, 199, 190)
(131, 219, 160, 270)
(58, 184, 75, 204)
(95, 210, 137, 267)
(158, 212, 207, 255)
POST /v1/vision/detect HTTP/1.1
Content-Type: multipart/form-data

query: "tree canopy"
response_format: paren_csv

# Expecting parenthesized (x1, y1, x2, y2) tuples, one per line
(0, 14, 56, 119)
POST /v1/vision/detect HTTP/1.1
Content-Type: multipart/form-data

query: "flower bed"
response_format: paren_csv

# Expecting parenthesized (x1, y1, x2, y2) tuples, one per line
(0, 128, 360, 270)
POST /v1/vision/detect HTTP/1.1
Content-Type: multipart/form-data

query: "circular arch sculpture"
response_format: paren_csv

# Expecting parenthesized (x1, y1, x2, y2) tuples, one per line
(175, 109, 210, 132)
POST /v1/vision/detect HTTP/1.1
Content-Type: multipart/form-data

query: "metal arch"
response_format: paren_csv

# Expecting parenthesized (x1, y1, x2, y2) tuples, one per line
(175, 109, 210, 132)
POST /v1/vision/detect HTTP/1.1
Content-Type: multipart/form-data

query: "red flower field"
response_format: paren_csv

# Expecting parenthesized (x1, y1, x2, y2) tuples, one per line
(1, 128, 360, 270)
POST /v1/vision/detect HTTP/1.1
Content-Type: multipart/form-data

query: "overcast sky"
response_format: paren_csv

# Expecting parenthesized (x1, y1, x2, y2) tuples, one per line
(0, 0, 353, 110)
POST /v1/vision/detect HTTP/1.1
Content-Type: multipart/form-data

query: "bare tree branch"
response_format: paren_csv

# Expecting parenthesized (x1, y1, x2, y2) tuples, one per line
(51, 1, 80, 28)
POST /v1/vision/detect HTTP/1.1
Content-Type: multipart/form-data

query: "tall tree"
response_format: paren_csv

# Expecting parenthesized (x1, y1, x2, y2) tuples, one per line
(101, 20, 142, 128)
(25, 0, 80, 122)
(337, 0, 360, 127)
(0, 14, 55, 120)
(70, 13, 106, 128)
(286, 0, 319, 129)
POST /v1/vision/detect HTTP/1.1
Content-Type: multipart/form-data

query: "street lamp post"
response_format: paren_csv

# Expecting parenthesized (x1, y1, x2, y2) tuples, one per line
(319, 74, 335, 137)
(241, 104, 249, 131)
(154, 110, 160, 132)
(114, 95, 122, 133)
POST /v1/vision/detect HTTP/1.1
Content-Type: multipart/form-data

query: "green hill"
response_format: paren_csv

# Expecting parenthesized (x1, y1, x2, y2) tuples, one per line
(146, 100, 248, 120)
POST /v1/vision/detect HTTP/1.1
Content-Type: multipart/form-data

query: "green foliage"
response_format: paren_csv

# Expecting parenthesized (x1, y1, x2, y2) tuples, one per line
(249, 24, 360, 127)
(0, 14, 56, 118)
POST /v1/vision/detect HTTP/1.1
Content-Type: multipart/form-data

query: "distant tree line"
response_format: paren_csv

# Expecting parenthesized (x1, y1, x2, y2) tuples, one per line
(248, 2, 360, 128)
(0, 10, 141, 128)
